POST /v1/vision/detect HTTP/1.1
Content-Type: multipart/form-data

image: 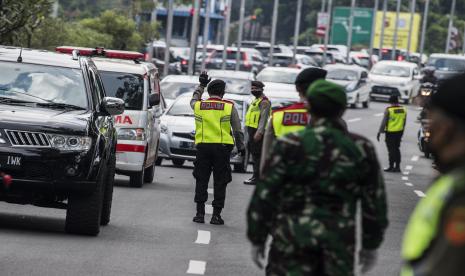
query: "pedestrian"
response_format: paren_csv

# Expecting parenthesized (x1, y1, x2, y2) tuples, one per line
(401, 73, 465, 276)
(244, 81, 271, 185)
(377, 95, 407, 172)
(247, 79, 388, 275)
(259, 67, 327, 176)
(191, 71, 245, 225)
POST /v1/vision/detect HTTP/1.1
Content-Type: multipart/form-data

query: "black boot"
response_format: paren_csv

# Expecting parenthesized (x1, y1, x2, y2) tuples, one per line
(392, 164, 401, 173)
(193, 204, 205, 223)
(244, 176, 257, 185)
(384, 167, 394, 172)
(210, 207, 224, 225)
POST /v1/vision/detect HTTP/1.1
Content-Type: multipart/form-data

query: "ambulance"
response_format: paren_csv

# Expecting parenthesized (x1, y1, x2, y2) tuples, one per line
(56, 47, 165, 188)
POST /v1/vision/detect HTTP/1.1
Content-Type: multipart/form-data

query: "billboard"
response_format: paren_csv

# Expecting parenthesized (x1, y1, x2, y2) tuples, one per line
(373, 11, 421, 52)
(330, 7, 374, 46)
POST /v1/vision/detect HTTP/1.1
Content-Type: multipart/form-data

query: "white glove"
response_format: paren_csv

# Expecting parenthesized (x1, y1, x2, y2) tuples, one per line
(359, 249, 378, 274)
(251, 245, 265, 269)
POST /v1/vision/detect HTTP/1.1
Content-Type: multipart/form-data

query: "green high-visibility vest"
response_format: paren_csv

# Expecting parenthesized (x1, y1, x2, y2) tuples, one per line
(194, 99, 234, 145)
(271, 102, 309, 137)
(386, 106, 407, 132)
(245, 97, 266, 129)
(401, 174, 459, 276)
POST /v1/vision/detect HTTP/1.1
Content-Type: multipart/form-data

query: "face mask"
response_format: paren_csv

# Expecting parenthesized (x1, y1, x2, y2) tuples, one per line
(251, 89, 262, 98)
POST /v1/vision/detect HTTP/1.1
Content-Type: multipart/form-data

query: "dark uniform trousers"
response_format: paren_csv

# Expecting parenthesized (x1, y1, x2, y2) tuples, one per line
(193, 144, 233, 209)
(247, 127, 263, 179)
(385, 131, 403, 167)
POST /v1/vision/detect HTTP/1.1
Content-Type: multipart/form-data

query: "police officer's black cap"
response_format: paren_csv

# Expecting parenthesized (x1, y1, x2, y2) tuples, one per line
(295, 67, 327, 85)
(207, 79, 226, 94)
(251, 80, 265, 89)
(431, 73, 465, 122)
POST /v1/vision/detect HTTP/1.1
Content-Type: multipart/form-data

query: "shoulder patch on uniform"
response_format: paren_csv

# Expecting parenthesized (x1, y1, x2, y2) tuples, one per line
(200, 101, 225, 110)
(282, 111, 309, 126)
(445, 207, 465, 245)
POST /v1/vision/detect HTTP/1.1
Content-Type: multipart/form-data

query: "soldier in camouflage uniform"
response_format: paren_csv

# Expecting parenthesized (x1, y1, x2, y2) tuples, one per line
(247, 80, 388, 276)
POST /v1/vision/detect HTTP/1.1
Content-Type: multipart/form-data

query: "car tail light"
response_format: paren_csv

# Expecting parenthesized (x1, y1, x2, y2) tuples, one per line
(397, 56, 404, 61)
(181, 59, 188, 65)
(242, 52, 251, 68)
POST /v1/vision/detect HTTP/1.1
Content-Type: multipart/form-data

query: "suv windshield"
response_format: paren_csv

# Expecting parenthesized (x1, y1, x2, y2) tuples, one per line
(427, 58, 465, 72)
(371, 64, 411, 78)
(0, 62, 87, 108)
(327, 69, 358, 81)
(100, 71, 144, 110)
(257, 70, 298, 84)
(160, 81, 197, 100)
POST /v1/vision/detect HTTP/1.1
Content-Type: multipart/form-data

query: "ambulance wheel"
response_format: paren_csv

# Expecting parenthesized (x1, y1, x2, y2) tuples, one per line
(144, 163, 155, 183)
(172, 159, 185, 167)
(129, 170, 144, 188)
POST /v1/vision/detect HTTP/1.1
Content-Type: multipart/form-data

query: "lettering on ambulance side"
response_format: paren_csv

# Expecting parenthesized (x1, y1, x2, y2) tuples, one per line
(282, 112, 309, 126)
(115, 115, 133, 125)
(200, 102, 225, 110)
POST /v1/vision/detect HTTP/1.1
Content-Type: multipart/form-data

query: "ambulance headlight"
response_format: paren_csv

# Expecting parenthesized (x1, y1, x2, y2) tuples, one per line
(117, 128, 145, 141)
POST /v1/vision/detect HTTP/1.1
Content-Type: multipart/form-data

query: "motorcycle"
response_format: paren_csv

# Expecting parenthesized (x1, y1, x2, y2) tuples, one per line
(418, 82, 437, 108)
(418, 118, 432, 158)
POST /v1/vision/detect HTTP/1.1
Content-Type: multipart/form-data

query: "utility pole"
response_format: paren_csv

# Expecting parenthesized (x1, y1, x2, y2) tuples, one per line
(319, 0, 327, 44)
(163, 0, 174, 77)
(379, 0, 387, 59)
(418, 0, 429, 66)
(188, 0, 201, 75)
(347, 0, 356, 63)
(201, 0, 211, 72)
(268, 0, 279, 66)
(148, 0, 159, 64)
(221, 0, 232, 70)
(292, 0, 303, 65)
(406, 0, 416, 60)
(235, 0, 246, 71)
(369, 0, 379, 68)
(392, 0, 401, 60)
(323, 0, 333, 67)
(445, 0, 456, 53)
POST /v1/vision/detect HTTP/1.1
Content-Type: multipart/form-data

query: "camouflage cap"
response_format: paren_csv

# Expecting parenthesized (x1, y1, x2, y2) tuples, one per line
(306, 79, 347, 109)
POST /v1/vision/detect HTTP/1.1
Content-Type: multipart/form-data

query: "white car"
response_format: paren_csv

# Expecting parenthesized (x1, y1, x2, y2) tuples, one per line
(368, 61, 421, 104)
(93, 54, 164, 188)
(256, 67, 302, 85)
(325, 64, 370, 108)
(160, 75, 199, 107)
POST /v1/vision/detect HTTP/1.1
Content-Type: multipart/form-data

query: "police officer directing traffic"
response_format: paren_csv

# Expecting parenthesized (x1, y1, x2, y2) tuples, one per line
(190, 71, 245, 225)
(401, 73, 465, 275)
(244, 81, 271, 185)
(260, 67, 327, 175)
(377, 95, 407, 172)
(248, 80, 388, 275)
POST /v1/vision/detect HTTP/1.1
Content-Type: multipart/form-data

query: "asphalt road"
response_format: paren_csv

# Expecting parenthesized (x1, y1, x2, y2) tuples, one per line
(0, 101, 434, 276)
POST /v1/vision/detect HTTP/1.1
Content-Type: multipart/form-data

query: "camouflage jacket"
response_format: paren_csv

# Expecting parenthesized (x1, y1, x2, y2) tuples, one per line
(247, 118, 388, 252)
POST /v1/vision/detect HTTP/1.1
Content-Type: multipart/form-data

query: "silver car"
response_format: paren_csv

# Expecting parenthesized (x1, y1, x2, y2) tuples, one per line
(157, 93, 252, 172)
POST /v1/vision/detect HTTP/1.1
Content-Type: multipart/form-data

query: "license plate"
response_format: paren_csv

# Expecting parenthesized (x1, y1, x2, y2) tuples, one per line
(179, 141, 195, 149)
(0, 155, 22, 170)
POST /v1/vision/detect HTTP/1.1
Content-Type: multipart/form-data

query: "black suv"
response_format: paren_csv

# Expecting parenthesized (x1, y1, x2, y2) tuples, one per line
(0, 46, 124, 236)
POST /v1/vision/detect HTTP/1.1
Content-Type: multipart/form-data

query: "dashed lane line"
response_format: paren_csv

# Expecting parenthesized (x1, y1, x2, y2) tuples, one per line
(405, 182, 413, 187)
(402, 176, 409, 181)
(405, 165, 413, 171)
(403, 171, 410, 175)
(374, 113, 384, 117)
(414, 190, 426, 198)
(205, 204, 213, 215)
(411, 156, 420, 162)
(195, 230, 211, 245)
(207, 188, 213, 195)
(187, 260, 206, 275)
(347, 118, 362, 123)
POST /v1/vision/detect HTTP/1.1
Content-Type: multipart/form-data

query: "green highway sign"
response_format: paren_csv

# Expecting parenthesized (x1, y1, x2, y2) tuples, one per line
(331, 7, 373, 46)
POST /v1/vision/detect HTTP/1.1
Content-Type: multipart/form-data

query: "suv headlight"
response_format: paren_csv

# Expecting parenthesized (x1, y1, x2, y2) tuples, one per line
(48, 134, 92, 151)
(117, 128, 145, 141)
(345, 82, 357, 92)
(161, 124, 168, 134)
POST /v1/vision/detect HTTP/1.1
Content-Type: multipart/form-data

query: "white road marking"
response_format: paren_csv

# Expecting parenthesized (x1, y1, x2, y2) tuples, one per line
(207, 188, 213, 195)
(405, 165, 413, 171)
(374, 113, 384, 117)
(403, 171, 410, 175)
(414, 190, 426, 198)
(347, 118, 362, 123)
(195, 230, 211, 245)
(402, 176, 409, 181)
(411, 156, 420, 162)
(205, 204, 213, 215)
(187, 260, 206, 275)
(405, 182, 413, 187)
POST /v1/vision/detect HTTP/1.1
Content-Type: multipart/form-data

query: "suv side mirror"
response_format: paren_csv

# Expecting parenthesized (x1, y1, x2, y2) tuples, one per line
(149, 93, 161, 107)
(101, 97, 124, 116)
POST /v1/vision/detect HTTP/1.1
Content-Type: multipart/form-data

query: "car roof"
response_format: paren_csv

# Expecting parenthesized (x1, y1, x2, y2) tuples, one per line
(208, 70, 255, 80)
(0, 46, 83, 69)
(161, 75, 199, 83)
(272, 53, 308, 58)
(375, 60, 418, 68)
(324, 64, 367, 72)
(93, 58, 155, 75)
(429, 53, 465, 60)
(259, 66, 302, 73)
